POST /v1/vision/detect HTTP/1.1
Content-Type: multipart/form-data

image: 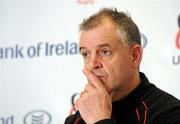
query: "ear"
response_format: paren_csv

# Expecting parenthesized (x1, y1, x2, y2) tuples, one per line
(130, 44, 143, 69)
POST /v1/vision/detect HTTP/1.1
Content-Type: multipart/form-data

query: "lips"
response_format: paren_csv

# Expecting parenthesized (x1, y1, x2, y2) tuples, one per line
(92, 69, 104, 75)
(91, 70, 107, 83)
(93, 72, 104, 78)
(94, 73, 106, 81)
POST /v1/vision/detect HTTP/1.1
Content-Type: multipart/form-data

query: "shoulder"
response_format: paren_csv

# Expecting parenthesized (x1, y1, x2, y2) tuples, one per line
(148, 86, 180, 106)
(146, 86, 180, 124)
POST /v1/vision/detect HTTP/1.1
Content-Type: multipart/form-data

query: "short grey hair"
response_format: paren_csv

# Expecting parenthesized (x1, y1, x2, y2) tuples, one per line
(80, 8, 141, 46)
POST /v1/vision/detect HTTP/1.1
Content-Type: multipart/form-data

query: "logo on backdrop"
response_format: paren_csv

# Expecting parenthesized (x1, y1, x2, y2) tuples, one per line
(77, 0, 95, 4)
(172, 14, 180, 65)
(24, 110, 52, 124)
(176, 14, 180, 50)
(141, 33, 148, 49)
(71, 93, 79, 107)
(0, 115, 14, 124)
(0, 41, 79, 59)
(70, 93, 80, 114)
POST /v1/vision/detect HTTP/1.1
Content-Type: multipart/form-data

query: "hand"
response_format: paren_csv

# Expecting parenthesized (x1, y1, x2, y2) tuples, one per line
(76, 68, 112, 124)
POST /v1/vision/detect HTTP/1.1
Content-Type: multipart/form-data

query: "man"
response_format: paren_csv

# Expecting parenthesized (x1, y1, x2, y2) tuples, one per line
(64, 8, 180, 124)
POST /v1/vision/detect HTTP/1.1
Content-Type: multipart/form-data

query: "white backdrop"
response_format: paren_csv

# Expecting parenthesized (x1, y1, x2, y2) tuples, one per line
(0, 0, 180, 124)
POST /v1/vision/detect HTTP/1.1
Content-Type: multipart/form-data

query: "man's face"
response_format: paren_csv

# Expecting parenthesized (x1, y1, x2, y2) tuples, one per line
(79, 23, 135, 95)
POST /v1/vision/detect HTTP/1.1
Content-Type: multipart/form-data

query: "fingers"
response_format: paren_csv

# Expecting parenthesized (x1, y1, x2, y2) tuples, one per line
(83, 68, 105, 91)
(84, 83, 95, 93)
(80, 91, 88, 97)
(79, 84, 95, 99)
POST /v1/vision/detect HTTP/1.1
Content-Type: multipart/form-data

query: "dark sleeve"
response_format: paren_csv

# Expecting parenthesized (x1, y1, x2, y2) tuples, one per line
(64, 111, 82, 124)
(64, 115, 76, 124)
(64, 111, 85, 124)
(159, 107, 180, 124)
(64, 112, 117, 124)
(95, 119, 117, 124)
(64, 116, 117, 124)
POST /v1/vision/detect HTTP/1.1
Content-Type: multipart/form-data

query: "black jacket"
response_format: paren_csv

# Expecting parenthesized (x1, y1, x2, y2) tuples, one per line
(64, 72, 180, 124)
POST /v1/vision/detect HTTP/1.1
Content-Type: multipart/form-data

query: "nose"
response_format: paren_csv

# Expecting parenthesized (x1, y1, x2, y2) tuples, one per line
(86, 53, 102, 71)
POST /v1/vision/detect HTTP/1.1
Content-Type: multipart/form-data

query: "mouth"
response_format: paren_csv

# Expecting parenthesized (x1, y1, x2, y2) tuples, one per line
(93, 71, 104, 77)
(97, 75, 103, 78)
(91, 70, 106, 81)
(95, 74, 104, 79)
(96, 75, 106, 82)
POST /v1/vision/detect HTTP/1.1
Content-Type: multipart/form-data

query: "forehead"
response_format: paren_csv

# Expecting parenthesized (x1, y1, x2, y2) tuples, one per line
(80, 23, 122, 49)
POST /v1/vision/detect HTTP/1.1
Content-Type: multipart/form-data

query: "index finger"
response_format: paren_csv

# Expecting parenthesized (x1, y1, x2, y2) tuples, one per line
(83, 68, 106, 91)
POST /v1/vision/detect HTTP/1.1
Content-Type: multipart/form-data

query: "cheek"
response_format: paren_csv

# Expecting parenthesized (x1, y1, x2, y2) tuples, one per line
(113, 54, 132, 76)
(103, 54, 132, 87)
(83, 59, 89, 68)
(104, 54, 131, 75)
(83, 60, 87, 67)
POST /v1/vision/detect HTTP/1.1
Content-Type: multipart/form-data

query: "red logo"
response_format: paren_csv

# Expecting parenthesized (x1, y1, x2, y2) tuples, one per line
(175, 14, 180, 50)
(176, 30, 180, 49)
(77, 0, 94, 4)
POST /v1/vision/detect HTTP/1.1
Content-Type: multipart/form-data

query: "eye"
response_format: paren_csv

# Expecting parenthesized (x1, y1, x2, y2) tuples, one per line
(81, 52, 90, 58)
(100, 49, 112, 56)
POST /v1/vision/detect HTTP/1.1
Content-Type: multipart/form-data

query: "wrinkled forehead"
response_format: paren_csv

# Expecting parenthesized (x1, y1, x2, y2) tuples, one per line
(79, 24, 124, 50)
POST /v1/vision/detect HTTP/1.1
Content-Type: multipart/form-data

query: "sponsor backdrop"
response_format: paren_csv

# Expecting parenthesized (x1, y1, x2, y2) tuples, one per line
(0, 0, 180, 123)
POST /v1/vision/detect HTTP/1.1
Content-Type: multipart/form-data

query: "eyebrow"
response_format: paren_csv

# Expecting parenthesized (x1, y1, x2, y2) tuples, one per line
(80, 43, 111, 51)
(97, 43, 111, 48)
